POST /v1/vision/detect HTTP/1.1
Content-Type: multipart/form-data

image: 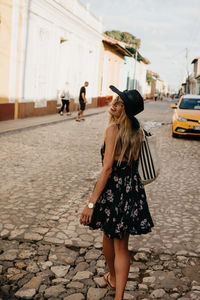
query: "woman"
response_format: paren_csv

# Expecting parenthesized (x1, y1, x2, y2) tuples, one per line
(80, 85, 154, 300)
(59, 82, 71, 116)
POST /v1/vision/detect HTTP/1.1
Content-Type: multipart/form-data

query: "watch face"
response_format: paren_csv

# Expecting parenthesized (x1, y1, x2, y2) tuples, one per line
(88, 202, 94, 209)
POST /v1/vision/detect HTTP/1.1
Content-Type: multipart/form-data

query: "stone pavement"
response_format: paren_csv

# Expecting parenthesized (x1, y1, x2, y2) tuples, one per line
(0, 100, 200, 299)
(0, 239, 200, 300)
(0, 107, 108, 135)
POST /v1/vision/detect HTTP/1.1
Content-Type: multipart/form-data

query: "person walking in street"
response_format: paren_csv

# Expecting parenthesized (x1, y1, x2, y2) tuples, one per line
(76, 81, 89, 121)
(154, 92, 158, 101)
(59, 82, 71, 116)
(80, 85, 154, 300)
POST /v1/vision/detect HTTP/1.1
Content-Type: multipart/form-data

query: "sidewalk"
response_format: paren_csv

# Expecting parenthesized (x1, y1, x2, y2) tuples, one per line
(0, 106, 108, 135)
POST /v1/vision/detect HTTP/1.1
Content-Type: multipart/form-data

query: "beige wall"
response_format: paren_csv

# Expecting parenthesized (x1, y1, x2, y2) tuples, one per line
(98, 42, 124, 96)
(190, 80, 196, 94)
(14, 0, 23, 118)
(193, 62, 198, 77)
(0, 0, 12, 103)
(0, 0, 23, 119)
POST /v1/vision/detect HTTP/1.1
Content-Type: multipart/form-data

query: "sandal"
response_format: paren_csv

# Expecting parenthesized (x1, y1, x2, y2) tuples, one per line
(103, 272, 116, 289)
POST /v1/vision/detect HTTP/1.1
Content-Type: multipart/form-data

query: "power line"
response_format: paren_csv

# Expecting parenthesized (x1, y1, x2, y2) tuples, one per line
(186, 16, 199, 46)
(187, 16, 200, 50)
(165, 49, 185, 60)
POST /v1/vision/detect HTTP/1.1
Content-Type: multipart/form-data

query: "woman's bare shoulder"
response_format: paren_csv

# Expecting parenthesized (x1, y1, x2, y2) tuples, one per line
(106, 123, 119, 132)
(105, 123, 118, 138)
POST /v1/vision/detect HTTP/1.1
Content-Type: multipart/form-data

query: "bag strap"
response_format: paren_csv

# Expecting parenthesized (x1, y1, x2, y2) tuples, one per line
(143, 128, 152, 137)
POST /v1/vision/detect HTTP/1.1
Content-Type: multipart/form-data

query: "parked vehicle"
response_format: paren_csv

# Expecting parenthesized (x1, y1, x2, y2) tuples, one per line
(170, 93, 180, 100)
(171, 94, 200, 137)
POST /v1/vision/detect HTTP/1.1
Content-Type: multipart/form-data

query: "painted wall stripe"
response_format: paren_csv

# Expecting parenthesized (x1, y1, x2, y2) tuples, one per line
(8, 0, 20, 103)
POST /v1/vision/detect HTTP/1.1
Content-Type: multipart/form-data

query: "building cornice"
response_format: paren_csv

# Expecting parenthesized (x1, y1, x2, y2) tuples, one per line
(102, 40, 132, 57)
(191, 57, 200, 64)
(30, 0, 102, 40)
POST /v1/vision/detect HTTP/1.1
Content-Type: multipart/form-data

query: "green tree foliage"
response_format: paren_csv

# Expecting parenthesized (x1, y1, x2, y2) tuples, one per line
(104, 30, 141, 49)
(146, 71, 154, 85)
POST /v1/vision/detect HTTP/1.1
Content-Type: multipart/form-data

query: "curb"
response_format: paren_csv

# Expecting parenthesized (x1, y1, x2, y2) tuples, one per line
(0, 110, 106, 136)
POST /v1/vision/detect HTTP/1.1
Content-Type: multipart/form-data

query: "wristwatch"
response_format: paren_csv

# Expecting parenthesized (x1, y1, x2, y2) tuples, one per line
(87, 202, 94, 209)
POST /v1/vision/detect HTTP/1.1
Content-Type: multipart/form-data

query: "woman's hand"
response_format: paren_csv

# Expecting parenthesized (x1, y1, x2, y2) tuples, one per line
(80, 205, 94, 225)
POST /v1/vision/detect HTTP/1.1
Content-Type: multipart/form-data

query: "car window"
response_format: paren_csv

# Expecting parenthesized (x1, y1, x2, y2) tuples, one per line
(179, 98, 200, 110)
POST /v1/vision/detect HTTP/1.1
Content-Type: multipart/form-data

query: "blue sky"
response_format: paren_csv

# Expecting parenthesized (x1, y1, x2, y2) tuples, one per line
(80, 0, 200, 91)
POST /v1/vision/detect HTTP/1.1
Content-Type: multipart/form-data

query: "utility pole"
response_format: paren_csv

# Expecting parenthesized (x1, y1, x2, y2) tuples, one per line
(186, 48, 190, 94)
(133, 48, 138, 89)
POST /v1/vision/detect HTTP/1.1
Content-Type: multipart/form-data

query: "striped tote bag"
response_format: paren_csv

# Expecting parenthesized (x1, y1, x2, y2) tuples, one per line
(138, 130, 160, 185)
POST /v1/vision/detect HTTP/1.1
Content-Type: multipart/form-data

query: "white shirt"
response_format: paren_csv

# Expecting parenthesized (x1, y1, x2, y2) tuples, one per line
(61, 88, 70, 100)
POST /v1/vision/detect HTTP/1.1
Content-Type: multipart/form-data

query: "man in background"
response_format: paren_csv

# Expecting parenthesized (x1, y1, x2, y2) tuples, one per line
(76, 81, 89, 121)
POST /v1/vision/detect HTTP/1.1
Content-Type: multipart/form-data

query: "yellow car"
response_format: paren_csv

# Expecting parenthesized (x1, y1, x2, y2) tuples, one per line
(171, 94, 200, 137)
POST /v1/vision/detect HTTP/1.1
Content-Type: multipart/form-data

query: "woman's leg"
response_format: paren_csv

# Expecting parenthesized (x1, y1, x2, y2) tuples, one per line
(60, 99, 64, 115)
(66, 100, 69, 113)
(103, 233, 116, 286)
(113, 234, 130, 300)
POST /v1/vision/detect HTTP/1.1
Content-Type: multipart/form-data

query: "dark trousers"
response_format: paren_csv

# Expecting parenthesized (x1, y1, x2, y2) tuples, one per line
(60, 99, 69, 113)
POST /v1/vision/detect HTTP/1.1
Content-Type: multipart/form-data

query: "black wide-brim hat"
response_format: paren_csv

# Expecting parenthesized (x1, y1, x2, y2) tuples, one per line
(109, 85, 144, 128)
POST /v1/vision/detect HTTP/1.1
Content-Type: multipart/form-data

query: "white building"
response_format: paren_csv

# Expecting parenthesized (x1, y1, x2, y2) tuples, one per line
(191, 57, 200, 95)
(10, 0, 102, 118)
(120, 53, 149, 99)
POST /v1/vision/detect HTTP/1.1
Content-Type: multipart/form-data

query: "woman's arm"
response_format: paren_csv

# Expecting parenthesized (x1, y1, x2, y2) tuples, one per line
(89, 123, 118, 204)
(80, 123, 118, 225)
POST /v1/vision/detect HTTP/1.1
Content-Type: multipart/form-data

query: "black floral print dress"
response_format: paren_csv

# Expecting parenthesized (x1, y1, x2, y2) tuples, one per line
(89, 143, 154, 239)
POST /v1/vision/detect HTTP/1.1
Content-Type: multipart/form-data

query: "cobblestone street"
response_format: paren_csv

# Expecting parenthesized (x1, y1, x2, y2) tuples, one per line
(0, 101, 200, 299)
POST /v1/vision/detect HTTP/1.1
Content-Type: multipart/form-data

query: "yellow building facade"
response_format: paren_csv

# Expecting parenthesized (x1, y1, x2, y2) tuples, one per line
(98, 35, 132, 97)
(0, 0, 23, 121)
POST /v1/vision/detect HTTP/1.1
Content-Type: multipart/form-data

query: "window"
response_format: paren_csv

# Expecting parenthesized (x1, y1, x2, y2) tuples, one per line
(179, 98, 200, 110)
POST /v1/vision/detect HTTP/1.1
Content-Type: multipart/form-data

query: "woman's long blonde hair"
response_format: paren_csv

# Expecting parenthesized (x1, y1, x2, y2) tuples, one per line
(109, 105, 143, 165)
